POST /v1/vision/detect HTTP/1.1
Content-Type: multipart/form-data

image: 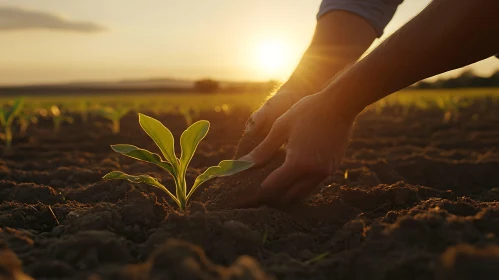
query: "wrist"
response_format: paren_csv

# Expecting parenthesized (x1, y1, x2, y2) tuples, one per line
(283, 53, 359, 95)
(276, 80, 315, 97)
(317, 83, 366, 122)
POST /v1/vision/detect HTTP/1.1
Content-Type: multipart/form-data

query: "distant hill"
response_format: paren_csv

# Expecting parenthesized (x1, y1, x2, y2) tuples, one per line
(0, 78, 196, 96)
(415, 70, 499, 89)
(0, 77, 279, 96)
(64, 78, 194, 89)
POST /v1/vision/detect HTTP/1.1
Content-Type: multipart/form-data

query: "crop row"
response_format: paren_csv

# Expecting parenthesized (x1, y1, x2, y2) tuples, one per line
(2, 89, 499, 150)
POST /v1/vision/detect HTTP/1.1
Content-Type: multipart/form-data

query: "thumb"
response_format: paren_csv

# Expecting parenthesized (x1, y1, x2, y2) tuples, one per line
(245, 94, 289, 137)
(244, 107, 271, 138)
(240, 118, 289, 166)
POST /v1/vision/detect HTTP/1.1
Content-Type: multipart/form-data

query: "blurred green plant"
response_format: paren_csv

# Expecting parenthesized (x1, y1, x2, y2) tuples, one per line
(179, 106, 200, 126)
(45, 105, 74, 132)
(103, 113, 253, 210)
(150, 104, 176, 117)
(436, 95, 470, 124)
(17, 109, 38, 136)
(0, 97, 24, 150)
(96, 106, 130, 134)
(78, 100, 92, 123)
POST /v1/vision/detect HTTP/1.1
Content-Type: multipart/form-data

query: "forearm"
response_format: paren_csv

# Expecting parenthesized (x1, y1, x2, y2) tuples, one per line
(279, 11, 377, 95)
(325, 0, 499, 116)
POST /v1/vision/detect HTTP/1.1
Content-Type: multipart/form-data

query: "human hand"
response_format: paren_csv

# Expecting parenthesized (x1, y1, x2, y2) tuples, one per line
(244, 88, 310, 146)
(239, 91, 358, 205)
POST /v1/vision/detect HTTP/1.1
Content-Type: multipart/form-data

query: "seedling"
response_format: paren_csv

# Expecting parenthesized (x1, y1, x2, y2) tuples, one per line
(151, 104, 175, 117)
(17, 110, 38, 136)
(49, 105, 74, 132)
(179, 106, 200, 126)
(414, 98, 431, 110)
(103, 113, 253, 210)
(0, 98, 24, 149)
(96, 106, 130, 134)
(436, 96, 469, 124)
(78, 100, 91, 123)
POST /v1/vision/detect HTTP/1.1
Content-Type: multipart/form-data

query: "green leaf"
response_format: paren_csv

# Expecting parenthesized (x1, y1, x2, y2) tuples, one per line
(2, 98, 24, 126)
(187, 160, 254, 200)
(138, 113, 178, 168)
(179, 120, 209, 180)
(97, 107, 130, 121)
(111, 144, 175, 176)
(103, 171, 179, 205)
(96, 108, 113, 120)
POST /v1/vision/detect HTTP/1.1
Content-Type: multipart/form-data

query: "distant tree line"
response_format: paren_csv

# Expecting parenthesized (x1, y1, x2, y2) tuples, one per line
(0, 79, 280, 96)
(414, 70, 499, 89)
(193, 79, 280, 94)
(194, 79, 220, 93)
(195, 70, 499, 93)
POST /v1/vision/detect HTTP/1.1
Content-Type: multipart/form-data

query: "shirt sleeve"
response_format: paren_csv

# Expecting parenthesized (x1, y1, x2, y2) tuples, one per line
(317, 0, 404, 37)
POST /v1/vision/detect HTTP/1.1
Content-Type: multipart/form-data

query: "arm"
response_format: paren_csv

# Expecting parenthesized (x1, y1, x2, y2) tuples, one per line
(283, 0, 405, 94)
(280, 11, 378, 95)
(329, 0, 499, 117)
(245, 10, 378, 144)
(240, 0, 499, 206)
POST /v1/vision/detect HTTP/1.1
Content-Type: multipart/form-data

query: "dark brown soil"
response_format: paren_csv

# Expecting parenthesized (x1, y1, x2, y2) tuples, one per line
(2, 100, 499, 280)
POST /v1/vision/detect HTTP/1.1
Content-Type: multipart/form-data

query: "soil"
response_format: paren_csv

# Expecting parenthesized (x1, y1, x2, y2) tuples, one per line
(2, 100, 499, 280)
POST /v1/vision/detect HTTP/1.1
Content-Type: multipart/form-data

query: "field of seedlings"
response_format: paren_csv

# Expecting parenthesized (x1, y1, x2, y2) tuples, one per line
(2, 88, 499, 280)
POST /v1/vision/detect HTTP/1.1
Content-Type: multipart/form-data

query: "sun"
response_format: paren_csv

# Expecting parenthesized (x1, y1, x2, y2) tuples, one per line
(255, 40, 293, 76)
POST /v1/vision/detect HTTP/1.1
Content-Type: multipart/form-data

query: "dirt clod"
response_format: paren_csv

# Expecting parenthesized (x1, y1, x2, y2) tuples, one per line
(2, 103, 499, 279)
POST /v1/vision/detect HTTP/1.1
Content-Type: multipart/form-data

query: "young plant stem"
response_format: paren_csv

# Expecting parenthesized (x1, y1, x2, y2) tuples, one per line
(176, 177, 187, 210)
(4, 125, 12, 149)
(102, 114, 254, 211)
(112, 119, 120, 134)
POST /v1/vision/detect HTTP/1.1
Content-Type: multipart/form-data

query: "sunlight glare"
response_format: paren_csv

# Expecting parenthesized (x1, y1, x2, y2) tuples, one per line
(256, 40, 293, 76)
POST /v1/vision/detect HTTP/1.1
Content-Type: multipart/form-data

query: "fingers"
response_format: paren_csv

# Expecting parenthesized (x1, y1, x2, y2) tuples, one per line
(248, 153, 334, 206)
(240, 118, 289, 166)
(244, 101, 275, 138)
(279, 177, 324, 204)
(260, 158, 324, 206)
(245, 109, 267, 136)
(260, 162, 299, 198)
(235, 163, 299, 208)
(233, 159, 330, 208)
(249, 168, 323, 207)
(237, 106, 282, 159)
(278, 156, 336, 204)
(244, 92, 296, 137)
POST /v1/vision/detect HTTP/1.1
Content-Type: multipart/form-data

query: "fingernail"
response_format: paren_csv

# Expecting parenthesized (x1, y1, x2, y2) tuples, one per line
(238, 154, 253, 162)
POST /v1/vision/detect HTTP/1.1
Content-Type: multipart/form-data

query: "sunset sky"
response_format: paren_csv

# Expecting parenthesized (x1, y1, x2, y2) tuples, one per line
(1, 0, 497, 86)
